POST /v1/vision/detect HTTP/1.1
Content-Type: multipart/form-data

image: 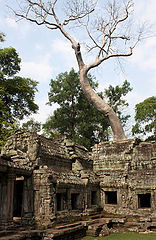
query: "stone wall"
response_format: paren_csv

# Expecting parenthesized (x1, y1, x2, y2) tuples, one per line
(0, 155, 33, 230)
(0, 130, 100, 229)
(1, 130, 72, 171)
(1, 130, 156, 237)
(32, 167, 100, 227)
(92, 139, 156, 218)
(2, 130, 93, 172)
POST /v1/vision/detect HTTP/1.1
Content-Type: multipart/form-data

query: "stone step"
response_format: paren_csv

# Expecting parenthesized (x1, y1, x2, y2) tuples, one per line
(0, 231, 16, 238)
(0, 230, 42, 240)
(0, 233, 22, 240)
(149, 222, 156, 226)
(82, 219, 101, 227)
(54, 221, 82, 230)
(100, 217, 125, 224)
(124, 221, 142, 227)
(86, 222, 105, 237)
(44, 224, 86, 239)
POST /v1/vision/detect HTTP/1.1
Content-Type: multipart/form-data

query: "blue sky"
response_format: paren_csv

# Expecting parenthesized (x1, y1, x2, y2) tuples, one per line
(0, 0, 156, 137)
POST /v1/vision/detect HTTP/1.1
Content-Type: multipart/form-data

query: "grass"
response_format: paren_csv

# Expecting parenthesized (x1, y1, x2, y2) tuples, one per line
(82, 232, 156, 240)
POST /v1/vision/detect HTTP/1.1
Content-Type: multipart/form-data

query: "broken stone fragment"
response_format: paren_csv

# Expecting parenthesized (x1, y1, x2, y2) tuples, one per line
(65, 139, 75, 147)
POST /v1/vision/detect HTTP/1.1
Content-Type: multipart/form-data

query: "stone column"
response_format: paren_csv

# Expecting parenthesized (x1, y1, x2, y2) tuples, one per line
(33, 170, 54, 227)
(23, 176, 34, 220)
(6, 171, 15, 224)
(0, 173, 8, 229)
(81, 178, 89, 211)
(0, 171, 15, 229)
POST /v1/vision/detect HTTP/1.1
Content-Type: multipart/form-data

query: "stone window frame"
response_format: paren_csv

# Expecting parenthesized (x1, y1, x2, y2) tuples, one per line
(104, 190, 117, 205)
(138, 193, 151, 209)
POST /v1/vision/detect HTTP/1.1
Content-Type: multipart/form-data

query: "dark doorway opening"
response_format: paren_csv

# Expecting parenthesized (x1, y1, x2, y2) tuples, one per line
(13, 178, 24, 217)
(91, 191, 97, 205)
(138, 193, 151, 208)
(71, 193, 79, 210)
(105, 191, 117, 204)
(56, 193, 62, 211)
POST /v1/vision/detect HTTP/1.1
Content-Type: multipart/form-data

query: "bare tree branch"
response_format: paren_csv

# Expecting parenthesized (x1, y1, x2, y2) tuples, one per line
(10, 0, 148, 141)
(87, 47, 133, 71)
(64, 0, 97, 25)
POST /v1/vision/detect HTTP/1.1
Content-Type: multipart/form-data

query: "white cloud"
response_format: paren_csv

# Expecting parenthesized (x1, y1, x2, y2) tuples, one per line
(51, 39, 78, 70)
(6, 17, 31, 39)
(18, 22, 31, 39)
(20, 53, 53, 83)
(127, 0, 156, 72)
(134, 0, 156, 23)
(35, 43, 44, 51)
(130, 37, 156, 71)
(127, 91, 145, 108)
(20, 61, 53, 83)
(29, 101, 58, 123)
(6, 17, 18, 28)
(0, 16, 3, 25)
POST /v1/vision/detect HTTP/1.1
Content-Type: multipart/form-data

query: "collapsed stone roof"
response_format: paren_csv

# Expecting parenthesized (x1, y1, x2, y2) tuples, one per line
(0, 154, 32, 175)
(1, 129, 93, 170)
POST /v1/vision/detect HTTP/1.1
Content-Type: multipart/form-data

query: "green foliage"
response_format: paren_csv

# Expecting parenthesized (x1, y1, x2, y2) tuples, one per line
(22, 118, 41, 133)
(104, 80, 132, 126)
(0, 76, 38, 121)
(82, 232, 156, 240)
(0, 47, 21, 76)
(0, 32, 39, 149)
(132, 96, 156, 139)
(43, 68, 107, 149)
(0, 32, 5, 42)
(43, 69, 131, 149)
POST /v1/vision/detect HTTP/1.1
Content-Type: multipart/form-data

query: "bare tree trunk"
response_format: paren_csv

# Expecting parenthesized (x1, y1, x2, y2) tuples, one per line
(72, 43, 126, 141)
(79, 67, 127, 141)
(13, 0, 136, 141)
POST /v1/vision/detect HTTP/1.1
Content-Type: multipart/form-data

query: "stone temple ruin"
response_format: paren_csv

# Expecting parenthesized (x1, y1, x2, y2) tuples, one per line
(0, 130, 156, 239)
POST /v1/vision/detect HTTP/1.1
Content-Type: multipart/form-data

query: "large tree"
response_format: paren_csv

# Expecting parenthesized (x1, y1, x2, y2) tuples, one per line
(43, 69, 132, 149)
(132, 96, 156, 140)
(13, 0, 144, 141)
(22, 118, 41, 133)
(0, 33, 39, 148)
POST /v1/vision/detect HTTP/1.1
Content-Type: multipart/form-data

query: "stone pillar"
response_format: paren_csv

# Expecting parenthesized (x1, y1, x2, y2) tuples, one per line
(6, 172, 15, 224)
(0, 171, 15, 229)
(81, 178, 89, 211)
(0, 173, 7, 229)
(65, 188, 70, 211)
(33, 171, 41, 222)
(33, 170, 55, 227)
(23, 176, 34, 220)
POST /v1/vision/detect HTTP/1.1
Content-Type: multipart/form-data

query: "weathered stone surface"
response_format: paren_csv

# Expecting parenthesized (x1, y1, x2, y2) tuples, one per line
(1, 130, 156, 239)
(92, 139, 156, 228)
(0, 130, 99, 233)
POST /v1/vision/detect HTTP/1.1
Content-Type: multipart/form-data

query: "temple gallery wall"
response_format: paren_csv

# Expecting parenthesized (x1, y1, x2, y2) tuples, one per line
(0, 130, 156, 239)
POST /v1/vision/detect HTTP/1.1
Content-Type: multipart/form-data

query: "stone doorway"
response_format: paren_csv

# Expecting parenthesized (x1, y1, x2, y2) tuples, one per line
(56, 193, 62, 211)
(13, 176, 24, 217)
(91, 191, 97, 205)
(71, 193, 79, 210)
